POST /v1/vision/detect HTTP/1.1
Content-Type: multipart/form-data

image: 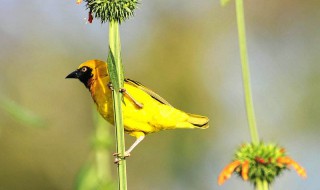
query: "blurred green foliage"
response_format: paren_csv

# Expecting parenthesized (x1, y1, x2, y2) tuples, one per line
(0, 96, 45, 128)
(75, 111, 115, 190)
(75, 162, 115, 190)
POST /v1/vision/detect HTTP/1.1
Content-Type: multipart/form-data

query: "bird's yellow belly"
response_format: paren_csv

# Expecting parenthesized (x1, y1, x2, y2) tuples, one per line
(122, 100, 161, 134)
(93, 83, 193, 137)
(96, 97, 160, 135)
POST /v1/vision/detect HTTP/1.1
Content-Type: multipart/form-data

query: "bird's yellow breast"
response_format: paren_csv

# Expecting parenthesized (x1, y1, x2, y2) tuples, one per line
(90, 76, 114, 123)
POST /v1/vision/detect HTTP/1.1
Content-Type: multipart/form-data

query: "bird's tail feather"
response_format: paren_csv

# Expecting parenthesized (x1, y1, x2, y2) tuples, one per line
(187, 113, 209, 129)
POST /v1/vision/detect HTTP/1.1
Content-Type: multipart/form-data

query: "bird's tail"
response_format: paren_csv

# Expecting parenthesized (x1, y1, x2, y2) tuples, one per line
(187, 113, 209, 129)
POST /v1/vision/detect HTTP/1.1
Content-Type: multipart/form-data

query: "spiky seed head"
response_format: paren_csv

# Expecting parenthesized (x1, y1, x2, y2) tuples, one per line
(83, 0, 139, 23)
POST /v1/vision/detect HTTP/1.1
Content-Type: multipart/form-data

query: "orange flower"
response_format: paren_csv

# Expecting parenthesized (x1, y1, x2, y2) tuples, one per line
(218, 160, 241, 185)
(76, 0, 82, 4)
(277, 156, 307, 178)
(241, 160, 249, 181)
(218, 143, 307, 186)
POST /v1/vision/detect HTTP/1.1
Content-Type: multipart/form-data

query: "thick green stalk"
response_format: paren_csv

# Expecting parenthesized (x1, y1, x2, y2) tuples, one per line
(235, 0, 260, 145)
(108, 20, 127, 190)
(255, 179, 269, 190)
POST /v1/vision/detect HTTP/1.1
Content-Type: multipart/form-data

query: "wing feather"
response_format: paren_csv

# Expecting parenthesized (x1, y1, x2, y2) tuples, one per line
(124, 78, 172, 106)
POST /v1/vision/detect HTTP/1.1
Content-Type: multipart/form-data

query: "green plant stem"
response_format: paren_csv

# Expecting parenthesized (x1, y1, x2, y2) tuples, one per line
(255, 179, 269, 190)
(235, 0, 260, 145)
(108, 20, 127, 190)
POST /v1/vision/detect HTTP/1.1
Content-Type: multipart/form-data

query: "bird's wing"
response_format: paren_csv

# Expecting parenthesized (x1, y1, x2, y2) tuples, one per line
(124, 78, 172, 106)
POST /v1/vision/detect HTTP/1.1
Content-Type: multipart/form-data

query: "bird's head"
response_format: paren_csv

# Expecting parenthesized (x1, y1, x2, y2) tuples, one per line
(65, 59, 108, 88)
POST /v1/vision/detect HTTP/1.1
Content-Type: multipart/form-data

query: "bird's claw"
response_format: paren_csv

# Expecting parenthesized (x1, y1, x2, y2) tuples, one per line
(107, 82, 114, 91)
(113, 152, 131, 164)
(119, 88, 126, 93)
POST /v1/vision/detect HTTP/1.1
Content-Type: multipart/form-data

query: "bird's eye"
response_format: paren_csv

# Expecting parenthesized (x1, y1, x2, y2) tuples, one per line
(81, 67, 87, 72)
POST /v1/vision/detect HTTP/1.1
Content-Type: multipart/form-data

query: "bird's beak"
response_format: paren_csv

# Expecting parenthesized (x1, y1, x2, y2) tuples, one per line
(65, 70, 79, 79)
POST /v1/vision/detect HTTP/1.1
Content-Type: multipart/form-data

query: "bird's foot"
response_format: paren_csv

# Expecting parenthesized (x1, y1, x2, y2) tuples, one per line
(108, 83, 143, 108)
(107, 82, 114, 91)
(113, 152, 131, 164)
(119, 88, 144, 108)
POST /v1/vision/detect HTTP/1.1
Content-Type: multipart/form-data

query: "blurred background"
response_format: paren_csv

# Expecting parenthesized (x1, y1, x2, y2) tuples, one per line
(0, 0, 319, 189)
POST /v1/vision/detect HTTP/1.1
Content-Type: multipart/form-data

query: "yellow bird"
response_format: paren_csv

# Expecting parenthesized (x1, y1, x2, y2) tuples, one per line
(66, 60, 209, 157)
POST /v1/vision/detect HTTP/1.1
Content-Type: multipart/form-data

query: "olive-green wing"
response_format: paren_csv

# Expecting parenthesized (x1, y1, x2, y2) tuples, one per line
(124, 78, 172, 106)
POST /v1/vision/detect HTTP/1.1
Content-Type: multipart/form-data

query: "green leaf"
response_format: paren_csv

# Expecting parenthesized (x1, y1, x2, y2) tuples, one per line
(107, 48, 121, 91)
(0, 96, 45, 128)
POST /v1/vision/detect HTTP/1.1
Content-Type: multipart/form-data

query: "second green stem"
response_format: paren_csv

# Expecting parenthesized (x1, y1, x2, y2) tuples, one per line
(235, 0, 259, 144)
(255, 179, 269, 190)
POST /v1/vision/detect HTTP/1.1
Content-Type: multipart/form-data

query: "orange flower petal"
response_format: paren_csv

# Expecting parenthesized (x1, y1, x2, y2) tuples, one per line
(290, 159, 307, 178)
(277, 156, 307, 179)
(241, 160, 249, 181)
(277, 156, 291, 165)
(218, 160, 241, 185)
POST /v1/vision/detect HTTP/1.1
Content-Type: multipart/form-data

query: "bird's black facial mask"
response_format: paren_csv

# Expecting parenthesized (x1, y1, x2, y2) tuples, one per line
(66, 66, 93, 88)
